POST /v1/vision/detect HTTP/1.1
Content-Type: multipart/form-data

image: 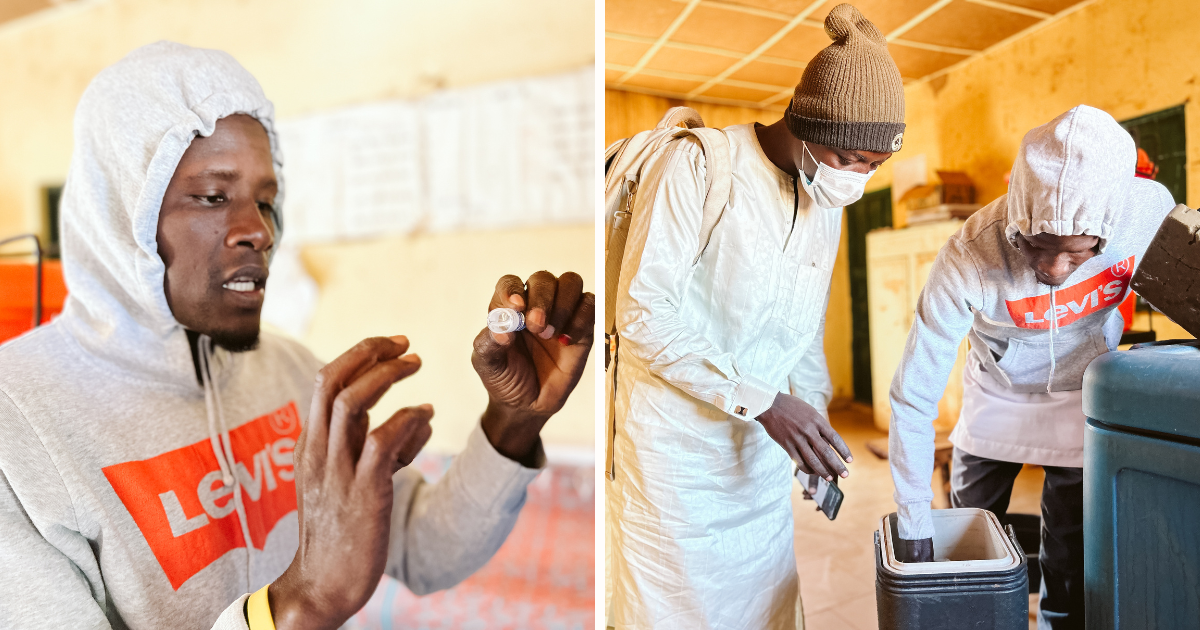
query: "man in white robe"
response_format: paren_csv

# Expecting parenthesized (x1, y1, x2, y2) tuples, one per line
(608, 4, 906, 628)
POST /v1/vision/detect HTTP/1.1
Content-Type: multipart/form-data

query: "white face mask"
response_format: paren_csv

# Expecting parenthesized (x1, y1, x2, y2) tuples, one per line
(798, 142, 873, 209)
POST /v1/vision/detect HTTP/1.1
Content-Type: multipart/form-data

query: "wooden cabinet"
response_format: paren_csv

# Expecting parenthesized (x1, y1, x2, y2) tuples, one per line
(866, 220, 967, 434)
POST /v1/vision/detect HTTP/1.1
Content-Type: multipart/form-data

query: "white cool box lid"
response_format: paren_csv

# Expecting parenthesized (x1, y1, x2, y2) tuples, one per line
(879, 508, 1023, 575)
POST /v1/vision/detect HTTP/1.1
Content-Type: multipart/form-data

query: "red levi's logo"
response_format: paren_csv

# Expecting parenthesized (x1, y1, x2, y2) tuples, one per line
(1006, 256, 1134, 329)
(102, 402, 302, 590)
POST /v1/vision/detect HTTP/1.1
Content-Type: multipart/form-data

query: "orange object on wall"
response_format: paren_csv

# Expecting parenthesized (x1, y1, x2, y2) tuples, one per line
(1135, 148, 1159, 180)
(1118, 290, 1136, 332)
(0, 261, 67, 344)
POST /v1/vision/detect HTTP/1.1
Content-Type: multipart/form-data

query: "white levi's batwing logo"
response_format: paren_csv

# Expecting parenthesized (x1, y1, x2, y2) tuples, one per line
(1005, 256, 1134, 329)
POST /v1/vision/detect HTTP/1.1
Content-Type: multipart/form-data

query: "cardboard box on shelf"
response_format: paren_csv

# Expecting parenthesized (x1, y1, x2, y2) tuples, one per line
(895, 171, 980, 227)
(937, 170, 976, 205)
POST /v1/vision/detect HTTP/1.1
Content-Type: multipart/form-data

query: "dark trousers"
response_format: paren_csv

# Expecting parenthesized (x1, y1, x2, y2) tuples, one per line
(949, 447, 1084, 630)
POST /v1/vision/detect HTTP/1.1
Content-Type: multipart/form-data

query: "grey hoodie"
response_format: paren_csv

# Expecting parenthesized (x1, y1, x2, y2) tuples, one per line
(0, 42, 540, 629)
(888, 105, 1175, 540)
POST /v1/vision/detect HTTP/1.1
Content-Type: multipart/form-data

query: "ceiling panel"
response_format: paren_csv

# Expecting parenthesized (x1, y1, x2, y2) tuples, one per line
(716, 0, 816, 14)
(810, 0, 942, 34)
(904, 1, 1040, 51)
(606, 0, 688, 39)
(645, 46, 740, 77)
(999, 0, 1088, 14)
(606, 38, 653, 68)
(728, 59, 806, 87)
(763, 23, 830, 62)
(672, 4, 789, 52)
(606, 0, 1081, 108)
(701, 83, 786, 103)
(622, 74, 707, 95)
(888, 44, 970, 79)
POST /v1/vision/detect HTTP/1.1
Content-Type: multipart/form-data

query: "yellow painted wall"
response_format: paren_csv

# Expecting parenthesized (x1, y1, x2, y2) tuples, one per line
(0, 0, 596, 453)
(605, 88, 855, 403)
(888, 0, 1200, 210)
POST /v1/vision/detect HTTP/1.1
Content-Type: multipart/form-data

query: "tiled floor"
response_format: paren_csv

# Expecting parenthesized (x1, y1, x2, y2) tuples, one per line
(794, 406, 1043, 630)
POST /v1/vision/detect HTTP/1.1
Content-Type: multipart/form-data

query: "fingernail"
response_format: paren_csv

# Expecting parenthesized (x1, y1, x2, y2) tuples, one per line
(403, 353, 422, 364)
(418, 403, 433, 413)
(846, 456, 853, 463)
(826, 476, 834, 482)
(539, 324, 555, 340)
(558, 334, 572, 346)
(509, 294, 524, 309)
(841, 471, 849, 478)
(528, 308, 546, 330)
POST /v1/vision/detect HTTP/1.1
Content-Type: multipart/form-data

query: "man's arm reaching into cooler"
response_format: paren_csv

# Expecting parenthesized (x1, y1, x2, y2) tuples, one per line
(888, 236, 982, 550)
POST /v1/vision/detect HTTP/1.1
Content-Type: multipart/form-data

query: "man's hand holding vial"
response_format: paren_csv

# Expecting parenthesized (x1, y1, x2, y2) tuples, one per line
(477, 271, 595, 466)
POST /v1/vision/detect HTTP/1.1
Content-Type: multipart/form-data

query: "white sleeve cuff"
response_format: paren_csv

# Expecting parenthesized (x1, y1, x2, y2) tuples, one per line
(728, 375, 777, 421)
(896, 501, 935, 540)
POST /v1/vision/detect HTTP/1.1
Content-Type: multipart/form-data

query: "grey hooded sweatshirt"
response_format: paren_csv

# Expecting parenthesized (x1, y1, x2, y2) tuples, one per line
(888, 105, 1175, 540)
(0, 42, 540, 629)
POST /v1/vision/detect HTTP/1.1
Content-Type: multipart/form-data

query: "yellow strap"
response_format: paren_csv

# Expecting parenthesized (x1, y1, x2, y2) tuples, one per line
(246, 585, 276, 630)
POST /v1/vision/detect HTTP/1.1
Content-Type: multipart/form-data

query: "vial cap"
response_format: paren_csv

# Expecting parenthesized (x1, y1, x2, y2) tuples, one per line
(487, 308, 526, 334)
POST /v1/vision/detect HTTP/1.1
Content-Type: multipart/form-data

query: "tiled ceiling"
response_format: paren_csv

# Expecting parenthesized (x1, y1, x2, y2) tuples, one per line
(606, 0, 1092, 109)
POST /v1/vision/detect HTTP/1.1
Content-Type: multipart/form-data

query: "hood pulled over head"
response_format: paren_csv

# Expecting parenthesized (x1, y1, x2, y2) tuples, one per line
(58, 41, 283, 388)
(1005, 104, 1135, 253)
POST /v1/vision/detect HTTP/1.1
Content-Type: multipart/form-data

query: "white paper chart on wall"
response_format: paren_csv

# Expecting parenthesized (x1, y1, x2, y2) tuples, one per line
(275, 65, 594, 244)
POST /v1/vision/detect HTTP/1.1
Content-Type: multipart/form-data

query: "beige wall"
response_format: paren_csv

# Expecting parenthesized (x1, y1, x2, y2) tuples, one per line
(0, 0, 596, 453)
(877, 0, 1200, 211)
(605, 88, 856, 403)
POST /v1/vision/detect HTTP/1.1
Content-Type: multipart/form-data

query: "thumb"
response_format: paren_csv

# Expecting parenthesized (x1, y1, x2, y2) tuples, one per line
(471, 326, 510, 382)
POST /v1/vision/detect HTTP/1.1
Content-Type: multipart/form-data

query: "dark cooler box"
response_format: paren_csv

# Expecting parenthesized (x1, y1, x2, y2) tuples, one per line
(875, 508, 1028, 629)
(1083, 340, 1200, 629)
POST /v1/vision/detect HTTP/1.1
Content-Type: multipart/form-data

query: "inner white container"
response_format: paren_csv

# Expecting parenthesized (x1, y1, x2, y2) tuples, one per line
(880, 508, 1021, 575)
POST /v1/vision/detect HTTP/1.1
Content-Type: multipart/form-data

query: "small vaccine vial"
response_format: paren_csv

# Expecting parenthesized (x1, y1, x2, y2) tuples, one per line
(487, 308, 526, 334)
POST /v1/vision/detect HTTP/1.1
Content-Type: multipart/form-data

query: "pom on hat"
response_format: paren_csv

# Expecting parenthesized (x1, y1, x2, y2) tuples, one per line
(823, 3, 885, 45)
(786, 3, 906, 153)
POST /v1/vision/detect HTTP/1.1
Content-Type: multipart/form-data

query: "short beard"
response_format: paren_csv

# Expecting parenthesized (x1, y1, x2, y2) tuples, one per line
(209, 328, 261, 353)
(185, 326, 261, 356)
(186, 327, 259, 386)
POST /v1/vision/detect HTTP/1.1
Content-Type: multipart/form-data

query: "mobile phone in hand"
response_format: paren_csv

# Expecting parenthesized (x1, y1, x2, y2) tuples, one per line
(797, 470, 844, 521)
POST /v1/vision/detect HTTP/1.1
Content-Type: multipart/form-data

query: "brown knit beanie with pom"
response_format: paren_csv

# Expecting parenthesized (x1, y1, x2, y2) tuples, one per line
(786, 3, 906, 153)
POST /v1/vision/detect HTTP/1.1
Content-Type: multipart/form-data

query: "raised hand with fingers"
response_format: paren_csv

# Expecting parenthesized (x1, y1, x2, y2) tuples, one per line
(472, 271, 595, 466)
(268, 336, 433, 630)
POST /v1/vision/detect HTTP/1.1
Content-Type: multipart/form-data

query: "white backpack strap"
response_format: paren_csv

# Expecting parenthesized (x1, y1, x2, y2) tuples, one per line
(656, 106, 704, 130)
(674, 127, 732, 264)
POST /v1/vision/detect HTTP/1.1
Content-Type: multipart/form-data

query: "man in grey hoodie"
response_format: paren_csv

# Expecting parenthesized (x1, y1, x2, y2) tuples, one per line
(0, 42, 594, 630)
(887, 105, 1175, 628)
